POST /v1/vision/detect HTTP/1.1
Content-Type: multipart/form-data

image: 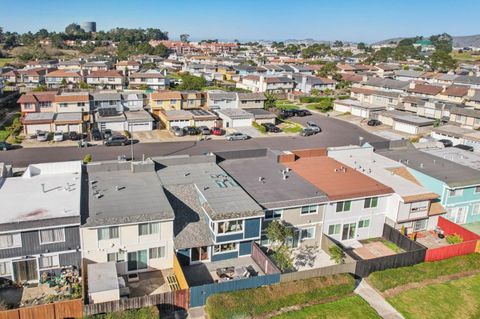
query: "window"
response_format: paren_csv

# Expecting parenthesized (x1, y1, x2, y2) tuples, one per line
(0, 262, 11, 276)
(449, 189, 463, 197)
(336, 201, 351, 212)
(149, 247, 166, 259)
(77, 102, 85, 107)
(473, 203, 480, 216)
(107, 251, 125, 262)
(300, 227, 315, 240)
(213, 243, 237, 254)
(413, 219, 427, 231)
(39, 228, 65, 244)
(265, 209, 282, 220)
(0, 233, 21, 249)
(301, 205, 318, 215)
(475, 186, 480, 194)
(59, 103, 68, 108)
(218, 220, 243, 234)
(358, 219, 370, 228)
(138, 223, 160, 236)
(39, 255, 60, 269)
(108, 77, 115, 81)
(97, 227, 119, 240)
(23, 103, 33, 109)
(364, 197, 378, 209)
(328, 224, 341, 235)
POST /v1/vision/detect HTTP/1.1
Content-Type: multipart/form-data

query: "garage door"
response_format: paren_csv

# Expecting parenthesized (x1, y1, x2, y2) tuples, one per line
(68, 124, 82, 133)
(352, 107, 362, 117)
(26, 123, 51, 135)
(195, 120, 216, 128)
(334, 103, 350, 113)
(103, 122, 125, 132)
(231, 118, 252, 127)
(128, 122, 152, 132)
(55, 124, 69, 133)
(394, 121, 417, 134)
(170, 120, 189, 129)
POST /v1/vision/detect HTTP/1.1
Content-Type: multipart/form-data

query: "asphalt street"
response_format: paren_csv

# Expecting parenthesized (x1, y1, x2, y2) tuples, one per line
(0, 115, 386, 167)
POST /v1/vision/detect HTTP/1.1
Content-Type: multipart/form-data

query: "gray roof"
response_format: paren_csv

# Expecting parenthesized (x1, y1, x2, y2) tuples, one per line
(154, 154, 263, 221)
(378, 148, 480, 188)
(91, 92, 121, 101)
(24, 112, 55, 121)
(217, 149, 328, 209)
(124, 110, 154, 122)
(82, 160, 175, 227)
(245, 108, 276, 119)
(208, 91, 237, 100)
(432, 124, 472, 138)
(420, 148, 480, 171)
(55, 112, 83, 122)
(394, 70, 425, 78)
(450, 106, 480, 118)
(453, 75, 480, 85)
(165, 184, 214, 250)
(217, 108, 254, 120)
(364, 77, 410, 91)
(237, 92, 266, 101)
(380, 110, 435, 126)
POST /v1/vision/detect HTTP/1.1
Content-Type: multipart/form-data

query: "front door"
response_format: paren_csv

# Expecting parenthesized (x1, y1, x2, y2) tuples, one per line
(342, 223, 356, 240)
(13, 259, 38, 283)
(127, 250, 148, 272)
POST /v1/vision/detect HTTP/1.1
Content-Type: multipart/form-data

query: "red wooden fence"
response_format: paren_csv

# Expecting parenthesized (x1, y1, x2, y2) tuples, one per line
(425, 217, 480, 262)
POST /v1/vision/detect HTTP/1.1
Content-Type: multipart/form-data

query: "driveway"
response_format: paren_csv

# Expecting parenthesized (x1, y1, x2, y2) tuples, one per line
(234, 126, 263, 138)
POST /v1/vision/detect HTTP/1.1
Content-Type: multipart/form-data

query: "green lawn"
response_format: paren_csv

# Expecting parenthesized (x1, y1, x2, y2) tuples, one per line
(360, 238, 404, 254)
(275, 103, 299, 110)
(0, 58, 14, 67)
(277, 119, 303, 133)
(388, 274, 480, 319)
(368, 253, 480, 292)
(451, 51, 480, 62)
(273, 295, 381, 319)
(205, 274, 355, 319)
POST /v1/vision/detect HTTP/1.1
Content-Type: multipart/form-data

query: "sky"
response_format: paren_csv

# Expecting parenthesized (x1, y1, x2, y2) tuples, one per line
(2, 0, 480, 43)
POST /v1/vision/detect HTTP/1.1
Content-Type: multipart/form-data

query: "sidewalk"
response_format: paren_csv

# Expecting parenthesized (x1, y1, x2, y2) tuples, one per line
(354, 280, 404, 319)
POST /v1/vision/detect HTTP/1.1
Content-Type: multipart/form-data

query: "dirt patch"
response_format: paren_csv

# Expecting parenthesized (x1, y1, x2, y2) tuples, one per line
(377, 269, 480, 298)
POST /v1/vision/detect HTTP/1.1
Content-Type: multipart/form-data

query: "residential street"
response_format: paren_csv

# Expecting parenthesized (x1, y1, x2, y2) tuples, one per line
(0, 114, 386, 167)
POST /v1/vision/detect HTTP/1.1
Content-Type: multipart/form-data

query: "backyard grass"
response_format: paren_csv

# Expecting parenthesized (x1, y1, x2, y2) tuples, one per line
(360, 238, 404, 254)
(273, 295, 381, 319)
(388, 273, 480, 319)
(277, 119, 303, 133)
(275, 102, 299, 110)
(0, 58, 14, 67)
(205, 274, 355, 319)
(0, 113, 22, 142)
(368, 253, 480, 292)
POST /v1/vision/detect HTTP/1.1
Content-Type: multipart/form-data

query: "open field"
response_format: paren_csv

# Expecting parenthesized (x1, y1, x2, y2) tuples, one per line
(451, 51, 480, 61)
(388, 273, 480, 319)
(0, 58, 14, 67)
(273, 295, 381, 319)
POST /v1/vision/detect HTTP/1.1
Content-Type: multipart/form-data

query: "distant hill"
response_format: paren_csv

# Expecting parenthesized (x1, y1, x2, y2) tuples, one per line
(373, 35, 480, 48)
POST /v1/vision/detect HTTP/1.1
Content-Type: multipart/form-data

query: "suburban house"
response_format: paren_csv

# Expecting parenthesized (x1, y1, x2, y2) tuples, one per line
(45, 69, 82, 88)
(115, 61, 141, 76)
(237, 75, 295, 93)
(328, 146, 445, 233)
(181, 91, 206, 110)
(236, 92, 266, 109)
(81, 160, 175, 275)
(53, 92, 90, 133)
(0, 161, 83, 284)
(292, 75, 336, 94)
(279, 149, 394, 245)
(379, 148, 480, 225)
(154, 154, 264, 265)
(86, 70, 125, 90)
(407, 82, 444, 99)
(128, 69, 169, 90)
(149, 91, 183, 117)
(449, 107, 480, 130)
(18, 91, 57, 135)
(217, 149, 329, 251)
(333, 98, 385, 119)
(207, 91, 237, 110)
(83, 61, 112, 74)
(377, 110, 435, 135)
(394, 70, 425, 82)
(437, 85, 469, 103)
(360, 77, 410, 93)
(216, 108, 254, 128)
(91, 92, 126, 132)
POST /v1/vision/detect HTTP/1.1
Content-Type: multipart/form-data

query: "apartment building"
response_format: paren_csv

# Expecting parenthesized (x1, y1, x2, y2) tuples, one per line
(0, 161, 83, 283)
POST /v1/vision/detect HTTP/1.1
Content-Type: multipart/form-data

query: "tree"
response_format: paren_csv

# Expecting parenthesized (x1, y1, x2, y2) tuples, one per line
(79, 81, 89, 89)
(317, 61, 338, 77)
(264, 92, 277, 109)
(357, 42, 367, 50)
(176, 73, 207, 90)
(272, 245, 294, 272)
(266, 220, 293, 252)
(333, 40, 343, 48)
(65, 23, 82, 35)
(180, 34, 190, 43)
(35, 28, 49, 39)
(152, 43, 169, 57)
(429, 50, 456, 72)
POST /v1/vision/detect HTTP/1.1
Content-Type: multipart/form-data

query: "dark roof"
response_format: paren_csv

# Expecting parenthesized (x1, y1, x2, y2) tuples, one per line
(378, 148, 480, 188)
(217, 149, 328, 209)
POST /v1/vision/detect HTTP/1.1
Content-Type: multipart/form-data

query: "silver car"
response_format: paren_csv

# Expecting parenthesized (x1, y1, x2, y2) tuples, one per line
(36, 131, 48, 141)
(225, 132, 249, 141)
(171, 126, 185, 137)
(306, 121, 322, 133)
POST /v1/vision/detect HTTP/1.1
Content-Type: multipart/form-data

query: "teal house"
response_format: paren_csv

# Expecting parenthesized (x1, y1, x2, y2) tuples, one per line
(379, 148, 480, 225)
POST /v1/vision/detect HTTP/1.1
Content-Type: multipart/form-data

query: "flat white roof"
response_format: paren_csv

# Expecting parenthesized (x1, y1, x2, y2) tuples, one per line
(0, 161, 82, 224)
(88, 262, 119, 294)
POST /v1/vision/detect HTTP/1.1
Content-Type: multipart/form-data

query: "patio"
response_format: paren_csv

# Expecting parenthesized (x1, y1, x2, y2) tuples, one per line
(416, 230, 450, 249)
(182, 256, 264, 287)
(124, 269, 174, 297)
(291, 245, 336, 271)
(354, 241, 399, 260)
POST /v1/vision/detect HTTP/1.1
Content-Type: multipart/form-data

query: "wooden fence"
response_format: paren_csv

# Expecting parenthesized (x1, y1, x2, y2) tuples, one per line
(83, 289, 189, 316)
(425, 217, 480, 262)
(0, 299, 83, 319)
(346, 224, 427, 277)
(251, 242, 281, 275)
(173, 254, 189, 289)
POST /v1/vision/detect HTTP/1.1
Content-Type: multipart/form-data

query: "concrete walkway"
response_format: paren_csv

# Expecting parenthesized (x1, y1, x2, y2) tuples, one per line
(354, 280, 404, 319)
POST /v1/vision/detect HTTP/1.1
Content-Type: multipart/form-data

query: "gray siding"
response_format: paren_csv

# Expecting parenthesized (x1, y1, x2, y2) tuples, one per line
(0, 226, 80, 259)
(59, 251, 81, 268)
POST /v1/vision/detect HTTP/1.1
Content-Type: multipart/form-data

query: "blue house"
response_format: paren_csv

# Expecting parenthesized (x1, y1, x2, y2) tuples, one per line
(154, 154, 263, 266)
(379, 148, 480, 225)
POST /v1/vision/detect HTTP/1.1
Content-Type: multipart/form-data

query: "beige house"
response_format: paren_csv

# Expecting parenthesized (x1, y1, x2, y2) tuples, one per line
(86, 70, 124, 89)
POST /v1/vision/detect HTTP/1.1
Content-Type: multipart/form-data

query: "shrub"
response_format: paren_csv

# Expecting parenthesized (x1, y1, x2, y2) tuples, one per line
(446, 233, 463, 244)
(252, 121, 266, 134)
(328, 245, 346, 264)
(83, 154, 93, 164)
(123, 131, 131, 138)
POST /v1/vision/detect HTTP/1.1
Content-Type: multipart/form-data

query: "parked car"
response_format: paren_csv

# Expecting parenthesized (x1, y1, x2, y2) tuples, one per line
(225, 132, 249, 141)
(0, 141, 12, 151)
(367, 119, 382, 126)
(105, 135, 129, 146)
(36, 131, 48, 142)
(92, 128, 103, 141)
(68, 131, 82, 140)
(262, 123, 281, 133)
(299, 128, 317, 136)
(183, 126, 199, 135)
(292, 109, 311, 117)
(211, 127, 224, 136)
(53, 131, 64, 142)
(454, 144, 474, 152)
(438, 139, 453, 147)
(170, 126, 185, 137)
(306, 121, 322, 133)
(280, 109, 295, 118)
(103, 129, 113, 139)
(198, 126, 211, 135)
